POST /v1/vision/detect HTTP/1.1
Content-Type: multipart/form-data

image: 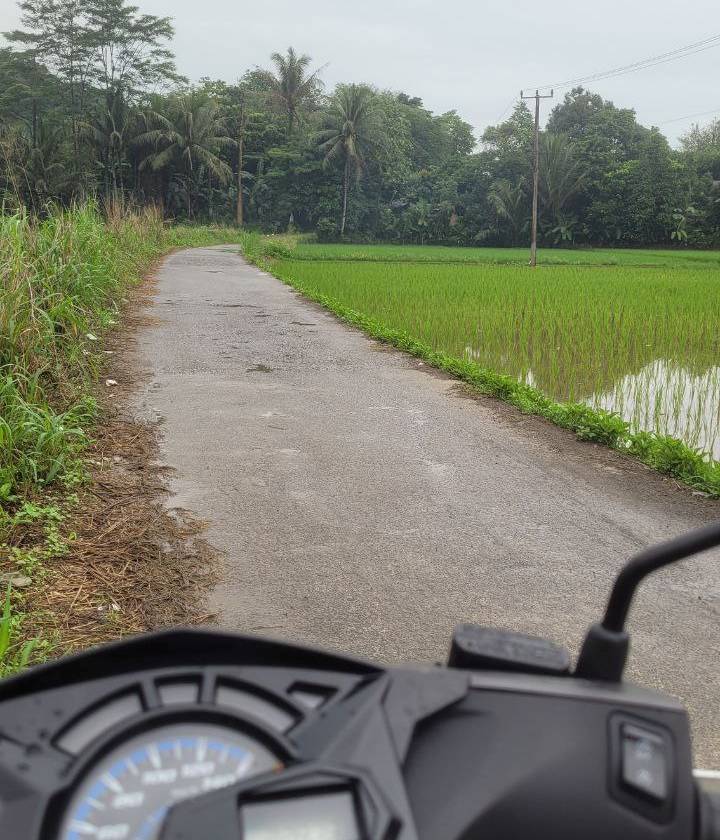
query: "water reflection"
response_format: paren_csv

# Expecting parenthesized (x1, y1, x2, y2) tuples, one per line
(467, 348, 720, 461)
(590, 360, 720, 460)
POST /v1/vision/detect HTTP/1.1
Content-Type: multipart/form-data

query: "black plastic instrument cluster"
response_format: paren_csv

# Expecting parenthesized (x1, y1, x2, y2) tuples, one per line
(0, 629, 701, 839)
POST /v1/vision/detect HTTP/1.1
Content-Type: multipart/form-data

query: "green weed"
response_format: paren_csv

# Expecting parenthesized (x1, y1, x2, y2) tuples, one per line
(0, 205, 245, 502)
(0, 586, 44, 677)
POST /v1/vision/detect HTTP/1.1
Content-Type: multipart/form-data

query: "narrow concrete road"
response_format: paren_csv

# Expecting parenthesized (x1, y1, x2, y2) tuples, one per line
(134, 247, 719, 765)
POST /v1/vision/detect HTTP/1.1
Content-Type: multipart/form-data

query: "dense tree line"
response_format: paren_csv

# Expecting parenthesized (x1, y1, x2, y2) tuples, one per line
(2, 0, 719, 246)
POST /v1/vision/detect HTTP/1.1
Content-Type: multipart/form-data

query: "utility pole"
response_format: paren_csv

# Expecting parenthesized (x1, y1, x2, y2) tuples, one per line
(521, 88, 553, 267)
(236, 102, 246, 227)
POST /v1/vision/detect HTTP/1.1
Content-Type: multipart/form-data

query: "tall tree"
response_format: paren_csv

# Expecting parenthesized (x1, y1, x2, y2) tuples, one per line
(236, 102, 245, 226)
(84, 0, 180, 100)
(265, 47, 322, 135)
(81, 86, 140, 194)
(489, 179, 528, 244)
(681, 119, 720, 154)
(5, 0, 94, 150)
(318, 84, 376, 236)
(539, 132, 585, 228)
(0, 47, 57, 146)
(546, 88, 649, 241)
(135, 93, 235, 217)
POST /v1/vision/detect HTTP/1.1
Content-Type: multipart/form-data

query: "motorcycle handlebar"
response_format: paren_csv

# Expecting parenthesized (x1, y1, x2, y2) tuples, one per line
(698, 776, 720, 840)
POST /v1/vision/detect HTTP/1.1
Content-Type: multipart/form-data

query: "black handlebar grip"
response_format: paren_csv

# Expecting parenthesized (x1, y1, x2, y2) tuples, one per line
(698, 787, 720, 840)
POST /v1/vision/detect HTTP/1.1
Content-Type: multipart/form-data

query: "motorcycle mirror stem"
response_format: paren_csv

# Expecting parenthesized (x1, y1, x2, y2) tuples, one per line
(575, 520, 720, 682)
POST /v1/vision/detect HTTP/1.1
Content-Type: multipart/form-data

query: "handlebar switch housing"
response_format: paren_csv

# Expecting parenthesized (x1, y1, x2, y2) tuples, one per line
(609, 714, 676, 823)
(448, 624, 571, 675)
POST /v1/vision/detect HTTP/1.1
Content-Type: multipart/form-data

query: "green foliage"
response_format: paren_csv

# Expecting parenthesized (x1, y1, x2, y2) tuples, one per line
(0, 586, 42, 678)
(316, 217, 337, 242)
(5, 0, 180, 101)
(263, 47, 324, 135)
(539, 133, 584, 232)
(0, 204, 243, 672)
(317, 84, 378, 235)
(0, 500, 70, 581)
(3, 0, 717, 247)
(548, 403, 629, 446)
(628, 433, 720, 492)
(134, 92, 237, 218)
(488, 179, 529, 245)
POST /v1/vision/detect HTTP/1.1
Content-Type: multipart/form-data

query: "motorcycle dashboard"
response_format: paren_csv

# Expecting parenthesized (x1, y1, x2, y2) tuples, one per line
(0, 629, 699, 840)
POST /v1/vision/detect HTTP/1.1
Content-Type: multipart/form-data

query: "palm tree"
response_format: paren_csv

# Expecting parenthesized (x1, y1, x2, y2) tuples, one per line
(539, 133, 585, 225)
(489, 179, 529, 244)
(266, 47, 323, 135)
(82, 88, 138, 195)
(135, 93, 235, 218)
(317, 84, 376, 236)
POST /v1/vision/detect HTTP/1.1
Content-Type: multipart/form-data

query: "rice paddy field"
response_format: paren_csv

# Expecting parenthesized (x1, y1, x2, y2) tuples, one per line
(271, 244, 720, 465)
(288, 242, 720, 268)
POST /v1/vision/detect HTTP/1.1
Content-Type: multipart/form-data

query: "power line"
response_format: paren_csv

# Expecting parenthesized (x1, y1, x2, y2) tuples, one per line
(657, 107, 720, 126)
(527, 32, 720, 93)
(532, 35, 720, 91)
(494, 97, 517, 125)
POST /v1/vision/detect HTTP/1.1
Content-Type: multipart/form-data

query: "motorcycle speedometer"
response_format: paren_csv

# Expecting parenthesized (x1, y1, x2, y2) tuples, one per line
(59, 722, 281, 840)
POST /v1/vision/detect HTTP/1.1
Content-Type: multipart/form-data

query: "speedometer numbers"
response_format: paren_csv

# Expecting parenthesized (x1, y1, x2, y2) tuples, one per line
(60, 723, 280, 840)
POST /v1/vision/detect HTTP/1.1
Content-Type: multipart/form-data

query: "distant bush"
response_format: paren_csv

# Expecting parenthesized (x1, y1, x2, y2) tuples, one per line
(316, 217, 337, 243)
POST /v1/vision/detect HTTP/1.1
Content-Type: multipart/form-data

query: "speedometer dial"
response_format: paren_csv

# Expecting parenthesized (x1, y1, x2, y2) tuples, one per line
(60, 722, 281, 840)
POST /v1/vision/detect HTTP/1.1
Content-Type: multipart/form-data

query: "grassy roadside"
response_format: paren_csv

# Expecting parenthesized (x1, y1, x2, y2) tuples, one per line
(239, 232, 720, 500)
(0, 204, 244, 675)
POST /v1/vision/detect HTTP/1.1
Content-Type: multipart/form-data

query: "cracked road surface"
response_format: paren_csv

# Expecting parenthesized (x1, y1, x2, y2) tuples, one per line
(134, 247, 719, 765)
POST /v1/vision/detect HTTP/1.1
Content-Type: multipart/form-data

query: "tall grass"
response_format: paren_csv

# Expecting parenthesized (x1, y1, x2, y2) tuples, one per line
(0, 203, 244, 672)
(0, 204, 244, 502)
(1, 205, 160, 499)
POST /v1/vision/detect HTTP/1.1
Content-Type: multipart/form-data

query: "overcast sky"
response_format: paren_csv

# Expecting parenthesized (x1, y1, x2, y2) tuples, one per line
(2, 0, 718, 146)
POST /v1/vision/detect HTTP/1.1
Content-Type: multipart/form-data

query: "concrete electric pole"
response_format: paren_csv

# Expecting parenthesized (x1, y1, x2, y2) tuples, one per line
(521, 89, 554, 267)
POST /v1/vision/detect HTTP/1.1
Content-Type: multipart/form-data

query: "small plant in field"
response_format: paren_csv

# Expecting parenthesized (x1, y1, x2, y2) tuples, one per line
(550, 403, 629, 446)
(262, 235, 297, 259)
(628, 433, 720, 491)
(0, 587, 43, 677)
(1, 501, 72, 579)
(670, 206, 696, 244)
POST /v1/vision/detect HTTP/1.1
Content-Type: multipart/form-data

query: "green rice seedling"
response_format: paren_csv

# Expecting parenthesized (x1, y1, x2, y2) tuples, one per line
(290, 242, 720, 269)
